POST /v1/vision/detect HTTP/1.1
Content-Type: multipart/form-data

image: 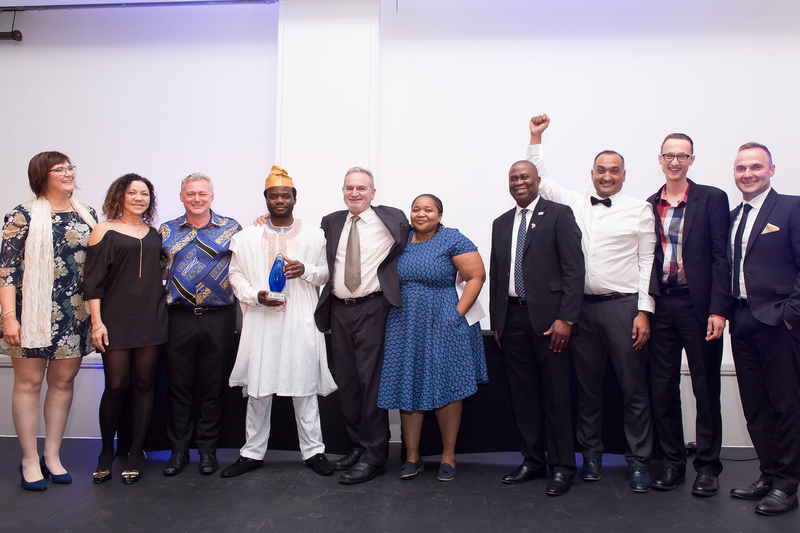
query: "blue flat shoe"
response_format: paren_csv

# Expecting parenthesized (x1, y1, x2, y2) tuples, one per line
(40, 456, 72, 484)
(399, 459, 425, 479)
(20, 464, 47, 491)
(437, 463, 456, 482)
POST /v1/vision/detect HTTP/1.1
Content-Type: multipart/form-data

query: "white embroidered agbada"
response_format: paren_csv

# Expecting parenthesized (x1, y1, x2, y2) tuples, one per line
(228, 220, 337, 398)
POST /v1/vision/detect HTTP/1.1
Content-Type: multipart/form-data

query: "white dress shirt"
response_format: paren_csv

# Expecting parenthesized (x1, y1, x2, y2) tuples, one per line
(508, 196, 541, 297)
(332, 206, 394, 299)
(731, 187, 772, 299)
(526, 144, 656, 313)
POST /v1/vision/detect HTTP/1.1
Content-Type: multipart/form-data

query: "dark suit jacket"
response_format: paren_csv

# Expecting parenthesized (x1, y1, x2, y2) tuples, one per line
(648, 179, 731, 321)
(489, 198, 585, 338)
(729, 188, 800, 328)
(314, 205, 410, 333)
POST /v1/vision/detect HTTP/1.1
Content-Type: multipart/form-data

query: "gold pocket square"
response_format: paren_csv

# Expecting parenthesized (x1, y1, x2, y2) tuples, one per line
(762, 223, 780, 234)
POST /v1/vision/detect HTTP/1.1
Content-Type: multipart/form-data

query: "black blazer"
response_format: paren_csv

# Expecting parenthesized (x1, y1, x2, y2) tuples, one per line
(729, 189, 800, 328)
(489, 198, 585, 338)
(648, 179, 731, 321)
(314, 205, 410, 333)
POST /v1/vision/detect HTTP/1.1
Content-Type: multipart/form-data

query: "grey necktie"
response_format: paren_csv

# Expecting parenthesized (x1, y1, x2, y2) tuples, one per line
(344, 215, 362, 292)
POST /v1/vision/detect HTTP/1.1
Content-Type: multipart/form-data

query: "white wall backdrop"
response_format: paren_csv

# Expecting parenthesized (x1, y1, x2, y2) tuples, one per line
(2, 0, 800, 445)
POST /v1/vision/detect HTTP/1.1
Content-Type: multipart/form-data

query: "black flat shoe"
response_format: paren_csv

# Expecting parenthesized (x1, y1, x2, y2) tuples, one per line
(305, 453, 334, 476)
(502, 464, 547, 484)
(93, 452, 115, 485)
(332, 448, 364, 471)
(691, 473, 719, 497)
(220, 456, 264, 478)
(199, 453, 219, 475)
(755, 489, 799, 516)
(652, 467, 685, 491)
(730, 480, 772, 500)
(579, 458, 602, 481)
(163, 452, 188, 477)
(546, 472, 572, 496)
(338, 462, 385, 485)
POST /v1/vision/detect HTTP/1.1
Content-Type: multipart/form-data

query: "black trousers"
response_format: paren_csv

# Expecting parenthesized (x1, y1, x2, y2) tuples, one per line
(730, 304, 800, 493)
(571, 296, 653, 466)
(164, 305, 237, 455)
(649, 292, 723, 476)
(499, 305, 577, 476)
(329, 296, 390, 467)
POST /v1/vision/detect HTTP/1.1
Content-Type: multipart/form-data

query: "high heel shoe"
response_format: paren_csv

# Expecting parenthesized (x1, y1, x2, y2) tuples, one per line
(121, 451, 146, 485)
(40, 456, 72, 484)
(93, 452, 115, 485)
(19, 464, 47, 491)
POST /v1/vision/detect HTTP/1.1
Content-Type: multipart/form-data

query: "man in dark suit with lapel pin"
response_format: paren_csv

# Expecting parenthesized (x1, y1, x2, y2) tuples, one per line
(314, 166, 409, 485)
(646, 134, 730, 496)
(489, 160, 585, 496)
(727, 142, 800, 515)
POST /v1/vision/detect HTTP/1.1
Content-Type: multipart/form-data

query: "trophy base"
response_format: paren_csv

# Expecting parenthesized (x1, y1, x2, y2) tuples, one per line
(267, 291, 286, 301)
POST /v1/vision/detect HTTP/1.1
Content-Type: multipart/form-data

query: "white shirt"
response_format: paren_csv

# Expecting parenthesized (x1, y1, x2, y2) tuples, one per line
(508, 196, 541, 297)
(526, 144, 656, 313)
(332, 206, 394, 299)
(731, 187, 771, 299)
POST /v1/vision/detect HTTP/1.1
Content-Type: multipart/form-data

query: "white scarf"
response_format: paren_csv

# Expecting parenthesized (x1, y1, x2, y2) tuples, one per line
(20, 196, 97, 348)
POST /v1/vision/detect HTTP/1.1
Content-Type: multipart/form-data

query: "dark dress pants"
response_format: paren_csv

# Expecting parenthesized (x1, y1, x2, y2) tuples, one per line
(330, 296, 390, 467)
(500, 305, 577, 476)
(730, 304, 800, 494)
(164, 305, 236, 455)
(650, 292, 723, 476)
(571, 296, 653, 466)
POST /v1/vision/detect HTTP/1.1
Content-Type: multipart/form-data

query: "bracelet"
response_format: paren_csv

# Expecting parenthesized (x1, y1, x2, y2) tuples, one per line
(92, 324, 105, 333)
(1, 310, 15, 319)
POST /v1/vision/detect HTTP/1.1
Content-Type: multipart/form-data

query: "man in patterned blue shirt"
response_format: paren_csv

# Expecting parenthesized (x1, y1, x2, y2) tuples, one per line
(159, 173, 242, 476)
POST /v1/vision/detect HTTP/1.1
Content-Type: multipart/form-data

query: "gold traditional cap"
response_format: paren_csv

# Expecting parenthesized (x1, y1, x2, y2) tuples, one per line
(264, 165, 295, 190)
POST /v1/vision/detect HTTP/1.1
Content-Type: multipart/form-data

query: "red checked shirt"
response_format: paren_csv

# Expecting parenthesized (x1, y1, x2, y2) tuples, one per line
(656, 183, 690, 286)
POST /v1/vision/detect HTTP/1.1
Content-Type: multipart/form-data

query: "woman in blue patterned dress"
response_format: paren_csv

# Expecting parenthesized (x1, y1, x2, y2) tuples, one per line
(378, 194, 487, 481)
(0, 152, 97, 490)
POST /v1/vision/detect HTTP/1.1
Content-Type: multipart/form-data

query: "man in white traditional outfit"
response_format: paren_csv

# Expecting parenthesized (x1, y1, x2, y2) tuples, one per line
(220, 166, 338, 478)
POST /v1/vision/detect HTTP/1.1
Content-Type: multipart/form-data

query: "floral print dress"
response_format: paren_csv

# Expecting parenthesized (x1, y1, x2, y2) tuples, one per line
(0, 203, 96, 359)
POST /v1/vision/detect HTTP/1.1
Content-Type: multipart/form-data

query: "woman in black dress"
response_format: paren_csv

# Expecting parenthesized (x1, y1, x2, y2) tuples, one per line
(84, 174, 168, 485)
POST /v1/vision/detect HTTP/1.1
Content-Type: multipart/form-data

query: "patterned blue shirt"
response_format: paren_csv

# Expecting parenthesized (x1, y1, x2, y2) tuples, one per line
(159, 211, 242, 307)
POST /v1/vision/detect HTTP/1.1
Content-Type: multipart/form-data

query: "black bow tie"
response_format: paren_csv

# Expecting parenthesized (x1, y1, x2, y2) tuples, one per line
(591, 196, 612, 207)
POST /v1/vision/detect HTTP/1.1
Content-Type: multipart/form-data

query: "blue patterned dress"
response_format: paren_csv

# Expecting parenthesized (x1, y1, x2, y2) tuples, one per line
(0, 203, 96, 359)
(378, 227, 488, 411)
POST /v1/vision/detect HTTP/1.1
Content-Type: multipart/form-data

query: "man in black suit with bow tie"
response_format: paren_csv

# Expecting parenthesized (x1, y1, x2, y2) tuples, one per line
(727, 142, 800, 515)
(490, 159, 584, 496)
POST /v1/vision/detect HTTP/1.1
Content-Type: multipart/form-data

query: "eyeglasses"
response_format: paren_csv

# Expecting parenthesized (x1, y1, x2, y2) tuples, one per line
(49, 165, 77, 176)
(661, 154, 692, 163)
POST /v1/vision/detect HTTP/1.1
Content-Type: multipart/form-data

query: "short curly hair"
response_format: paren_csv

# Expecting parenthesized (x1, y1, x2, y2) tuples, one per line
(101, 173, 158, 224)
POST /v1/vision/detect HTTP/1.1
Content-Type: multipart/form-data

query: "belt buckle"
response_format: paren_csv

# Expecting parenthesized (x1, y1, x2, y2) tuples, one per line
(519, 299, 528, 308)
(193, 307, 203, 315)
(343, 298, 357, 305)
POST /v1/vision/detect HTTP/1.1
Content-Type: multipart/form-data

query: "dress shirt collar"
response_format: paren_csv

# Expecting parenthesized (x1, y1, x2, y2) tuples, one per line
(658, 181, 690, 207)
(177, 210, 222, 229)
(515, 195, 541, 217)
(348, 206, 375, 223)
(741, 187, 771, 211)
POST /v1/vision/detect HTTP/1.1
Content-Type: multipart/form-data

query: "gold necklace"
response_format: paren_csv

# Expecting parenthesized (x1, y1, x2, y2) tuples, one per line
(50, 200, 72, 212)
(121, 219, 145, 278)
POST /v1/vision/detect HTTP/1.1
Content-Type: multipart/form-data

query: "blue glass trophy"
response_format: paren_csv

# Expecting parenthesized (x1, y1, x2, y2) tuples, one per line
(268, 253, 287, 302)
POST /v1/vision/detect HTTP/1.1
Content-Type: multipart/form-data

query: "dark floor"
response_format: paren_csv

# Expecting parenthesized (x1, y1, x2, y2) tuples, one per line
(0, 437, 795, 533)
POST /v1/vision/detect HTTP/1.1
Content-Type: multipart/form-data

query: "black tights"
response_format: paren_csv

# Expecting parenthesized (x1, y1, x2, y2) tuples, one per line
(98, 346, 160, 459)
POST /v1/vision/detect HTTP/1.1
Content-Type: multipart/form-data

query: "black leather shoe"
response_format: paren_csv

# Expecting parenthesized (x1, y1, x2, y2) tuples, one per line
(305, 453, 334, 476)
(163, 452, 188, 476)
(629, 466, 652, 493)
(755, 489, 799, 516)
(652, 467, 685, 491)
(220, 456, 263, 478)
(730, 480, 773, 500)
(199, 453, 219, 475)
(546, 472, 572, 496)
(579, 458, 602, 481)
(333, 448, 364, 471)
(502, 464, 547, 484)
(691, 473, 719, 497)
(338, 462, 385, 485)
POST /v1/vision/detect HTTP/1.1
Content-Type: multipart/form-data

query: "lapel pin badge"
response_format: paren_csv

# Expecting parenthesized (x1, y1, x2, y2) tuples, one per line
(530, 222, 536, 229)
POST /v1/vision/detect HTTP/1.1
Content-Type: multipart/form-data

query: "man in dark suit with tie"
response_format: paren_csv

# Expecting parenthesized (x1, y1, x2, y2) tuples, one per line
(646, 134, 730, 496)
(314, 166, 409, 485)
(489, 160, 585, 496)
(728, 142, 800, 515)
